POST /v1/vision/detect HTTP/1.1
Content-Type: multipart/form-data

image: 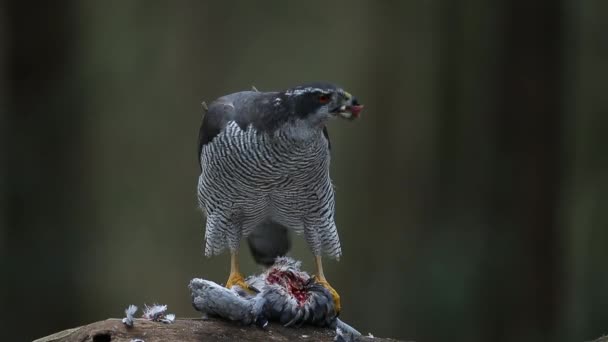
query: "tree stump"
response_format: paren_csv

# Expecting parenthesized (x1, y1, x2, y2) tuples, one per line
(33, 317, 404, 342)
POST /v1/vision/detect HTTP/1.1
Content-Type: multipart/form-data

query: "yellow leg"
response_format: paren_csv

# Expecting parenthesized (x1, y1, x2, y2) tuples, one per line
(226, 251, 254, 292)
(314, 255, 341, 313)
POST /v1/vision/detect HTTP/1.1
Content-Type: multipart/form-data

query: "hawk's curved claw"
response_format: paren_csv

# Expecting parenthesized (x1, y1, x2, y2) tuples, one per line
(226, 272, 256, 294)
(314, 277, 341, 314)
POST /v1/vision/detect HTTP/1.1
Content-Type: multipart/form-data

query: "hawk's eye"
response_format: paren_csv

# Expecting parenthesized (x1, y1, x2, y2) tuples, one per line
(318, 94, 330, 104)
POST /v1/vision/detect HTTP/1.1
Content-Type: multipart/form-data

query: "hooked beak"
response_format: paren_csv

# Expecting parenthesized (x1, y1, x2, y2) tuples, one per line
(333, 96, 364, 120)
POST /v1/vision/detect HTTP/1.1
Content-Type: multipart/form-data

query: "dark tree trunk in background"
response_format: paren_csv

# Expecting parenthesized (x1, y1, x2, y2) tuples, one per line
(1, 2, 90, 341)
(437, 1, 563, 341)
(566, 1, 608, 340)
(0, 2, 7, 246)
(483, 2, 563, 341)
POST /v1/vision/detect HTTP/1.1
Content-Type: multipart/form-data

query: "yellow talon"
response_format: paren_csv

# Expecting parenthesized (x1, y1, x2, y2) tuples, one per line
(314, 255, 341, 313)
(226, 251, 255, 293)
(226, 271, 255, 292)
(315, 277, 341, 313)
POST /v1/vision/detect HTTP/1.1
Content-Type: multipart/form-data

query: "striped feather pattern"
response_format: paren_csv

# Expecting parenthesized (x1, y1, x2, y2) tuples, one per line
(198, 121, 341, 258)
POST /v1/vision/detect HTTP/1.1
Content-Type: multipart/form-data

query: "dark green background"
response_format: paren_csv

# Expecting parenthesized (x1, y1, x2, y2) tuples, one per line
(1, 1, 607, 341)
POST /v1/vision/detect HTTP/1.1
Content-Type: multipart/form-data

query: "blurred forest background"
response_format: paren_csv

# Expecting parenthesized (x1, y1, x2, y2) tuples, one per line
(1, 1, 607, 341)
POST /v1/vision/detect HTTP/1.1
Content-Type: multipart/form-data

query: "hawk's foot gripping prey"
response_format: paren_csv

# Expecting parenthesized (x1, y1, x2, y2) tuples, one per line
(226, 252, 257, 293)
(226, 271, 250, 291)
(314, 255, 341, 313)
(314, 277, 341, 314)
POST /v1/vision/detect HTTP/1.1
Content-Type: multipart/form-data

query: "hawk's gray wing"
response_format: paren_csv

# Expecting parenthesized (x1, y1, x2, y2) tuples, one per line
(198, 90, 331, 167)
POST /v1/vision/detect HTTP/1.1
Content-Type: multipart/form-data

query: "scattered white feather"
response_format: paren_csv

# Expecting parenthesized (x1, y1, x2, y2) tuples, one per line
(142, 304, 175, 323)
(130, 339, 145, 342)
(143, 304, 167, 320)
(122, 304, 138, 327)
(160, 313, 176, 324)
(368, 332, 375, 338)
(334, 327, 345, 342)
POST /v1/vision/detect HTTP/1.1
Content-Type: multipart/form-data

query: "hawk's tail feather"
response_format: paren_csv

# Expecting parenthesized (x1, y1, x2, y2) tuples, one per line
(247, 221, 291, 267)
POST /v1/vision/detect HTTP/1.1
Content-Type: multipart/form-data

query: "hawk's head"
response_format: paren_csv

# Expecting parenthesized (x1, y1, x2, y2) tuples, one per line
(282, 82, 363, 124)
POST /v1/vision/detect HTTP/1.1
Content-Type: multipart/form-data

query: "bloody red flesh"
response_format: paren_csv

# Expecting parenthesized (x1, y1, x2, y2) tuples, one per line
(348, 105, 363, 118)
(266, 269, 310, 305)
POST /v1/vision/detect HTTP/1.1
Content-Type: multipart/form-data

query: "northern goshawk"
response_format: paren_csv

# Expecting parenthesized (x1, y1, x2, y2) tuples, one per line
(197, 82, 363, 312)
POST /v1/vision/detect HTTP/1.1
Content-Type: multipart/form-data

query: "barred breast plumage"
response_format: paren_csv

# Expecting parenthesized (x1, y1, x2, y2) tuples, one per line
(197, 89, 342, 260)
(197, 83, 362, 312)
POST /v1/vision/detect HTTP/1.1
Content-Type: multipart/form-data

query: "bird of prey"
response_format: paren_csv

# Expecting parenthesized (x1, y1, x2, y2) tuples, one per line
(197, 82, 363, 312)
